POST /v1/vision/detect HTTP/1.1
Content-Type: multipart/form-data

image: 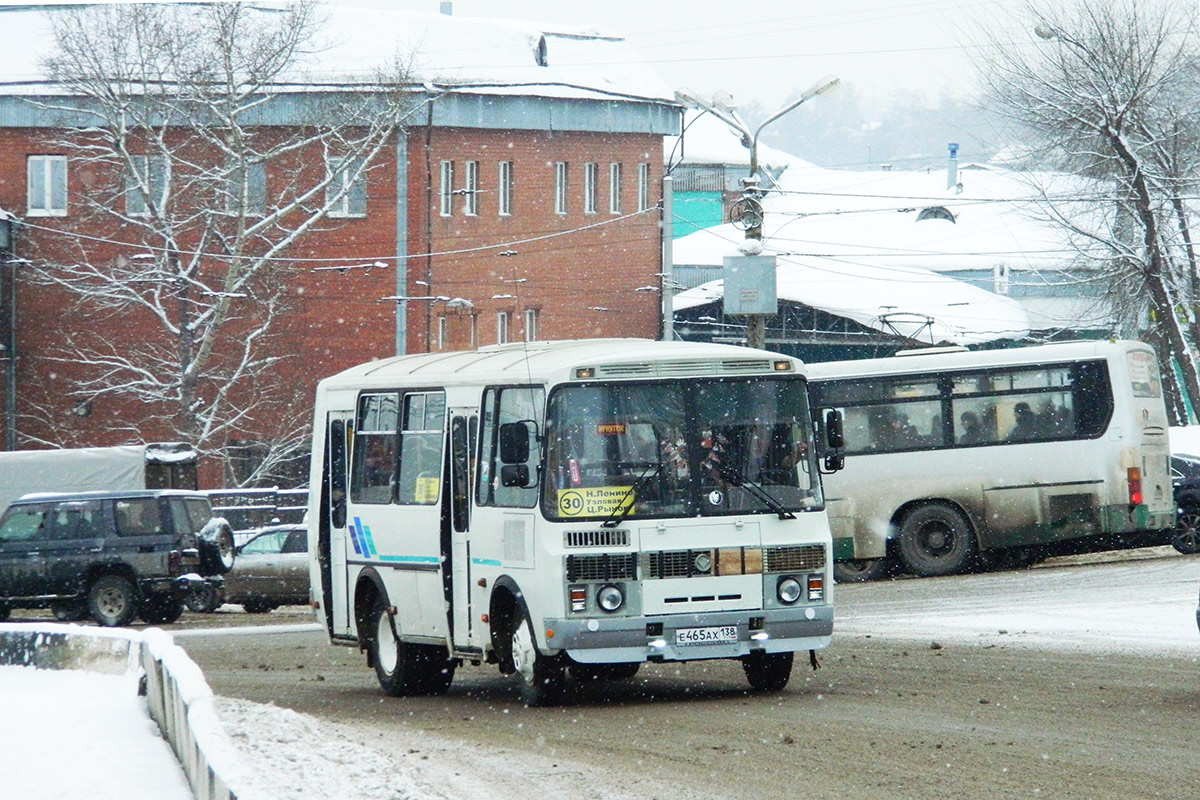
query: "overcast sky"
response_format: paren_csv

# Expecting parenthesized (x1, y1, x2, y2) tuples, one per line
(334, 0, 1023, 109)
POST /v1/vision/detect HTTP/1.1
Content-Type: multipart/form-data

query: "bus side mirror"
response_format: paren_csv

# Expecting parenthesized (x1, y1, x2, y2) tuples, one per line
(499, 421, 531, 464)
(822, 409, 844, 473)
(500, 464, 531, 487)
(824, 409, 844, 449)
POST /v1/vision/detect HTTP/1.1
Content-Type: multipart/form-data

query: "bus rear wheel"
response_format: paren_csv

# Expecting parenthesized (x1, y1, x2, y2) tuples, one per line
(897, 504, 976, 577)
(510, 604, 566, 706)
(370, 598, 456, 696)
(833, 558, 892, 583)
(742, 650, 793, 692)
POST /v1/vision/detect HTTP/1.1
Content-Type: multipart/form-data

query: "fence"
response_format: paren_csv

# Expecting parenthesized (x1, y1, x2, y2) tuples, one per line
(0, 623, 247, 800)
(204, 487, 308, 532)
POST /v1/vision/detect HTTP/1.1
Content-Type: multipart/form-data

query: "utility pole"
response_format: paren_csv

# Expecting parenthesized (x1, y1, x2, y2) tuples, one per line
(675, 76, 840, 350)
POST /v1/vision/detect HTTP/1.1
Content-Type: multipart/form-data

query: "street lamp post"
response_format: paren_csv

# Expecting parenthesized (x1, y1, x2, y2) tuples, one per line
(675, 75, 840, 349)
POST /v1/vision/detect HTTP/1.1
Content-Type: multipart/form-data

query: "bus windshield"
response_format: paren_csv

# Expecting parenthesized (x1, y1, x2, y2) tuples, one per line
(542, 377, 821, 521)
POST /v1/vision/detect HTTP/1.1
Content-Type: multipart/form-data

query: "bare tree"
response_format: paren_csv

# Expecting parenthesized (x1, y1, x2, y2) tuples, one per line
(24, 2, 418, 483)
(976, 0, 1200, 422)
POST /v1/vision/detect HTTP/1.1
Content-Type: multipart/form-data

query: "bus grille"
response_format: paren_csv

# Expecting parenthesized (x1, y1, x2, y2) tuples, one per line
(645, 549, 712, 578)
(566, 553, 637, 581)
(763, 545, 826, 573)
(564, 529, 630, 548)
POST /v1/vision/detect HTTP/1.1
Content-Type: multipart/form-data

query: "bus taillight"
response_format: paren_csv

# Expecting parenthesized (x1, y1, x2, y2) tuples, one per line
(1127, 467, 1143, 505)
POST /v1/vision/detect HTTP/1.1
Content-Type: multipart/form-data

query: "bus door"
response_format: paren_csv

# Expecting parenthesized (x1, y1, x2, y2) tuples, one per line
(322, 411, 353, 634)
(447, 411, 478, 649)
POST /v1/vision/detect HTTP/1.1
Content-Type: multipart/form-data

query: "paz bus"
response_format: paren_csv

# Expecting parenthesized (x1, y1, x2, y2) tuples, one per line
(306, 339, 842, 705)
(805, 339, 1175, 582)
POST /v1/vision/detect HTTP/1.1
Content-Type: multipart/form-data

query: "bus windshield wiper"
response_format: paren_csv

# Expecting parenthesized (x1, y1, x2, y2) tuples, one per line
(600, 462, 664, 528)
(715, 464, 796, 520)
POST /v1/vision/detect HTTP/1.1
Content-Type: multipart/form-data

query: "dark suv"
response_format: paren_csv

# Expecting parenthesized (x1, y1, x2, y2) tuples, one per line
(1170, 454, 1200, 555)
(0, 490, 235, 626)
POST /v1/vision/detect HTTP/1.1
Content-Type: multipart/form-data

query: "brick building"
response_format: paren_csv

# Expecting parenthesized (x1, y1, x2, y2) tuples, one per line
(0, 3, 679, 483)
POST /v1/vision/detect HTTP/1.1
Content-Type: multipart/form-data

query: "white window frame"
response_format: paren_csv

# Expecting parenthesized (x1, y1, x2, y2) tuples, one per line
(583, 162, 597, 215)
(497, 311, 510, 344)
(498, 161, 513, 216)
(554, 161, 568, 215)
(463, 160, 479, 216)
(126, 154, 167, 218)
(524, 308, 538, 342)
(326, 156, 367, 218)
(437, 316, 447, 350)
(27, 155, 67, 217)
(609, 162, 622, 214)
(637, 163, 651, 212)
(439, 160, 454, 217)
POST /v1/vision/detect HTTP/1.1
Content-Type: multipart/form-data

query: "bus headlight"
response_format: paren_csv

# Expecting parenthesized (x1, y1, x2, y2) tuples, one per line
(596, 584, 625, 612)
(776, 576, 802, 605)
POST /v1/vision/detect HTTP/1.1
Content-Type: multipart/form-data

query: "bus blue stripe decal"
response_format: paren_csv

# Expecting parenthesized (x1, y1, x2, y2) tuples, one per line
(378, 555, 441, 564)
(472, 557, 502, 566)
(349, 517, 365, 555)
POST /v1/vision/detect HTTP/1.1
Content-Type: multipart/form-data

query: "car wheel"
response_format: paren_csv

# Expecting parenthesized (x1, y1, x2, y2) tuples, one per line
(139, 593, 184, 625)
(833, 558, 892, 583)
(51, 601, 88, 621)
(510, 602, 566, 706)
(184, 583, 224, 613)
(87, 575, 138, 627)
(568, 661, 640, 682)
(897, 503, 977, 577)
(198, 521, 236, 575)
(1171, 506, 1200, 554)
(742, 650, 794, 692)
(241, 598, 277, 614)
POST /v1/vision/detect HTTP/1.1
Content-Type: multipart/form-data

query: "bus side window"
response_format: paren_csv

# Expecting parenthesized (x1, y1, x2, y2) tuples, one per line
(478, 385, 543, 509)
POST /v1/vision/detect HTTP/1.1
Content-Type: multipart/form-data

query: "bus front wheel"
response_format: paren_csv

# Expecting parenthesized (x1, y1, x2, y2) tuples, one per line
(897, 504, 976, 577)
(510, 604, 566, 706)
(742, 650, 793, 691)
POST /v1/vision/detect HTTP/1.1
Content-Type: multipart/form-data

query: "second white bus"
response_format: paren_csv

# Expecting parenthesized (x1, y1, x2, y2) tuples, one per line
(806, 340, 1175, 581)
(307, 339, 841, 705)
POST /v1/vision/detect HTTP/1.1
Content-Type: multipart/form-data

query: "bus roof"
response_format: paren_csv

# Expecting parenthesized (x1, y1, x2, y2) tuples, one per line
(805, 339, 1149, 379)
(317, 338, 801, 388)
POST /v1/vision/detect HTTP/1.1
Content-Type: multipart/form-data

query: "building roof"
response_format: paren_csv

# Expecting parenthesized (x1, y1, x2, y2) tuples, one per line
(0, 2, 676, 104)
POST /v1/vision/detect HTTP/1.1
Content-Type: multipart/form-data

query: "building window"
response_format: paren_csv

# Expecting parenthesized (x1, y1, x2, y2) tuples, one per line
(498, 161, 513, 216)
(609, 162, 622, 214)
(439, 160, 454, 217)
(554, 161, 568, 215)
(637, 163, 651, 212)
(126, 155, 167, 217)
(463, 161, 479, 215)
(437, 316, 447, 350)
(327, 156, 367, 218)
(497, 311, 509, 344)
(27, 155, 67, 217)
(583, 162, 597, 214)
(524, 308, 538, 342)
(227, 161, 267, 217)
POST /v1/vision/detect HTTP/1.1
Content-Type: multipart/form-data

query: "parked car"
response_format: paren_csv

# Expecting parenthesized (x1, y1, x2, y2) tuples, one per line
(0, 490, 235, 626)
(186, 523, 308, 614)
(1170, 454, 1200, 554)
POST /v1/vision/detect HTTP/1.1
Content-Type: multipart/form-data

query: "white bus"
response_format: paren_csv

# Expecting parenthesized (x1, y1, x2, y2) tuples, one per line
(806, 340, 1175, 582)
(307, 339, 841, 705)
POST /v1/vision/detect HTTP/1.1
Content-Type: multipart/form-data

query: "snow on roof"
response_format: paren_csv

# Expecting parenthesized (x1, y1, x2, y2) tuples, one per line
(0, 3, 675, 103)
(666, 110, 808, 170)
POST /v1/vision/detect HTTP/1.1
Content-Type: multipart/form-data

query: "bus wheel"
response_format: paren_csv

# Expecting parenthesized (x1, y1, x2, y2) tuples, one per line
(833, 558, 892, 583)
(742, 650, 793, 692)
(371, 599, 416, 697)
(897, 504, 976, 577)
(1171, 506, 1200, 554)
(510, 605, 566, 706)
(411, 645, 457, 695)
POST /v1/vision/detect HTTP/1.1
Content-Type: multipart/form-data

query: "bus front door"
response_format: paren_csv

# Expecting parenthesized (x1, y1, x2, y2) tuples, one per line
(448, 412, 477, 651)
(323, 412, 353, 635)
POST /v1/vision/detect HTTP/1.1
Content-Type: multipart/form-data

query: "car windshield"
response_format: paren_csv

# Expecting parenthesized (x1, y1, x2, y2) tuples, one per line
(541, 377, 821, 522)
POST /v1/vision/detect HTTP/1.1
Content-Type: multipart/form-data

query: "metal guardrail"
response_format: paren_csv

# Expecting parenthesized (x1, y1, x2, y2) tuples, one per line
(0, 623, 247, 800)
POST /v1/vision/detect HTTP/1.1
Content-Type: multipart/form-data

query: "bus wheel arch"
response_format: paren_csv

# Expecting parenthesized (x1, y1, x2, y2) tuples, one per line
(353, 569, 387, 657)
(892, 500, 978, 577)
(488, 578, 522, 673)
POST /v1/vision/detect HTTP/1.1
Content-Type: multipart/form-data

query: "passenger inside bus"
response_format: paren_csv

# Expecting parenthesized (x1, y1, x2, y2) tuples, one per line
(1007, 402, 1040, 441)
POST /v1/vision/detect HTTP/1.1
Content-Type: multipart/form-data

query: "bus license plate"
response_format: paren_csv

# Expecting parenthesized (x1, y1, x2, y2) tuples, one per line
(676, 625, 738, 647)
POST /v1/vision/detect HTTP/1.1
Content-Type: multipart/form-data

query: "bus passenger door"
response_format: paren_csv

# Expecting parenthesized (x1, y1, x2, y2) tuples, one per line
(448, 412, 477, 649)
(322, 412, 353, 635)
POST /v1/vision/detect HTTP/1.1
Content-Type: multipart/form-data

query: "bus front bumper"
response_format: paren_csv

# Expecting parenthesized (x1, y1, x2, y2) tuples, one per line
(548, 605, 834, 664)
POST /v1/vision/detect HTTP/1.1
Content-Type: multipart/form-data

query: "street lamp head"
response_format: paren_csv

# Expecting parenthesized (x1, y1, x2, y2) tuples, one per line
(801, 74, 841, 101)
